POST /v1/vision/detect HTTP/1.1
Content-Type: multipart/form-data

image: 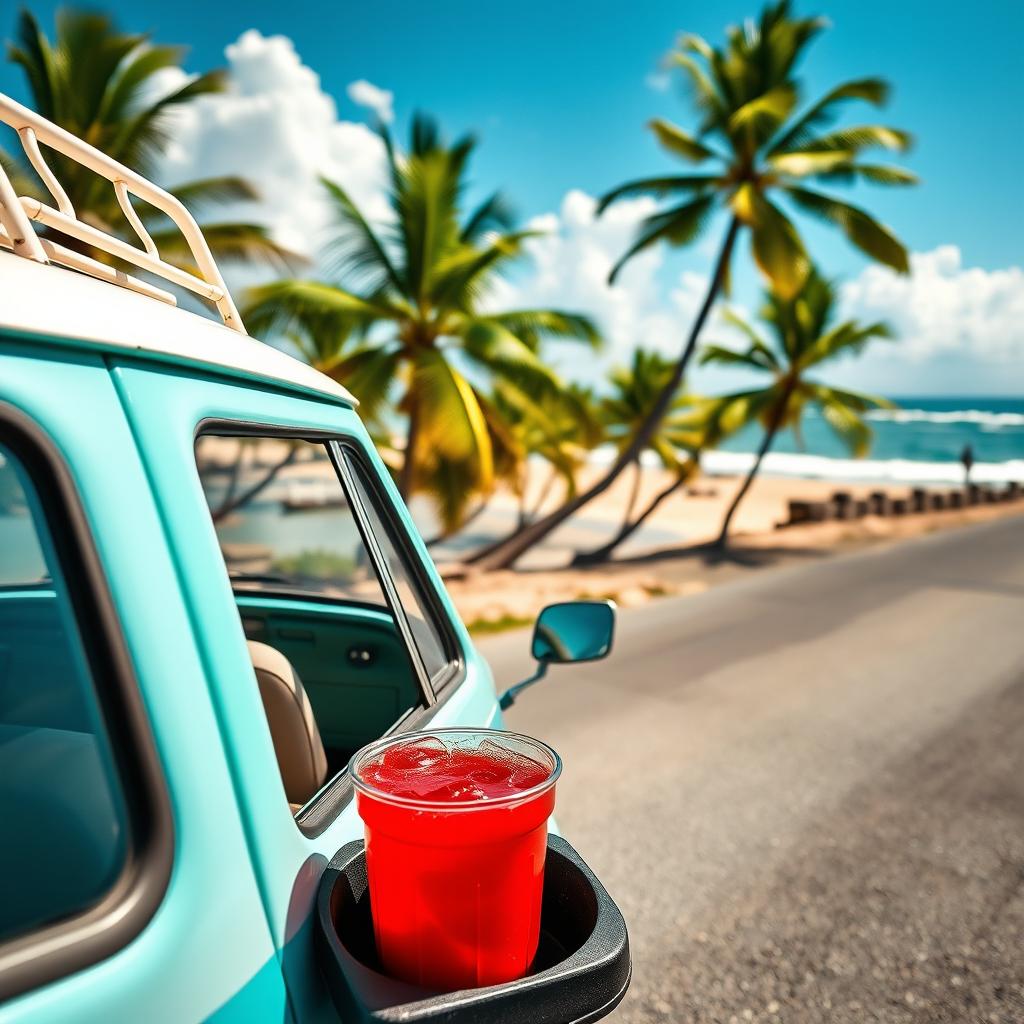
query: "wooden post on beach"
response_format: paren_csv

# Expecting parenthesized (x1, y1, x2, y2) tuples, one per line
(911, 488, 928, 513)
(869, 491, 891, 516)
(1006, 482, 1021, 501)
(891, 497, 909, 516)
(948, 490, 966, 509)
(832, 491, 856, 519)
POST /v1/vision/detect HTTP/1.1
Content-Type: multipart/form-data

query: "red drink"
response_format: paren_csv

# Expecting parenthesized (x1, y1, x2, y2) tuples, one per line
(350, 729, 560, 991)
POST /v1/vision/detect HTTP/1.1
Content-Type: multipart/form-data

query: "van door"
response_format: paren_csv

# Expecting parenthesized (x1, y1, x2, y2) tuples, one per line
(0, 343, 286, 1023)
(110, 362, 499, 1021)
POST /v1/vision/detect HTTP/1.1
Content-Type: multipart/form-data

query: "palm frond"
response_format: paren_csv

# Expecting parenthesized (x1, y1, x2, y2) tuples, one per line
(787, 124, 912, 155)
(808, 163, 919, 187)
(461, 319, 564, 396)
(165, 176, 260, 211)
(97, 43, 186, 125)
(727, 83, 798, 146)
(242, 279, 401, 339)
(767, 78, 889, 154)
(151, 222, 303, 272)
(320, 176, 404, 293)
(667, 51, 727, 127)
(8, 10, 59, 118)
(460, 191, 515, 243)
(648, 118, 721, 163)
(596, 174, 720, 215)
(479, 309, 601, 350)
(322, 345, 401, 425)
(801, 383, 877, 456)
(430, 230, 536, 308)
(609, 193, 716, 283)
(784, 187, 909, 273)
(797, 319, 893, 370)
(746, 193, 809, 298)
(408, 348, 493, 484)
(721, 307, 775, 355)
(700, 343, 777, 372)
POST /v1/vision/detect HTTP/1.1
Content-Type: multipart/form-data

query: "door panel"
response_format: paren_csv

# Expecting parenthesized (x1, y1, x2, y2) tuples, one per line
(109, 358, 500, 1022)
(236, 596, 419, 754)
(0, 344, 284, 1023)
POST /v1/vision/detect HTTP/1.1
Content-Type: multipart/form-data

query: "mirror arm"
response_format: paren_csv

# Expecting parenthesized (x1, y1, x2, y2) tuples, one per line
(498, 661, 550, 711)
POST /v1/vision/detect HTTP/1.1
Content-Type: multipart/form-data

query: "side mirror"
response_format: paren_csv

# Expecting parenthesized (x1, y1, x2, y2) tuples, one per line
(499, 601, 616, 710)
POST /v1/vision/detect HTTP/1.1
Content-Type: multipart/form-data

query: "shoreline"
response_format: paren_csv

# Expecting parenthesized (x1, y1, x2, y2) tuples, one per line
(442, 466, 1024, 630)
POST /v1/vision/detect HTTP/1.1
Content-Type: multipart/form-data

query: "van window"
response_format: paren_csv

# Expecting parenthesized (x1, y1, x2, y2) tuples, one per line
(341, 453, 449, 683)
(0, 445, 130, 941)
(194, 434, 455, 813)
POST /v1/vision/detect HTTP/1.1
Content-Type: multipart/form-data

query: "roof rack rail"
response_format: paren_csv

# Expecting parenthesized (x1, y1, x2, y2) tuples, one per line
(0, 92, 246, 334)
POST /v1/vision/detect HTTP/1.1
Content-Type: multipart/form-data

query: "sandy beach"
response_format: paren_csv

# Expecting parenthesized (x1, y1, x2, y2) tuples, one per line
(197, 437, 1024, 630)
(439, 463, 1024, 629)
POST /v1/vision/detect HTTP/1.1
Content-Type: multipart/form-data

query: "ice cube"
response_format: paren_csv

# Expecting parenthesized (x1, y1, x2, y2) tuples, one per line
(380, 736, 449, 774)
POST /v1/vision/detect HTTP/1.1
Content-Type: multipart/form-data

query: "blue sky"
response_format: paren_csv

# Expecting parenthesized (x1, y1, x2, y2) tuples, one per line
(2, 0, 1023, 394)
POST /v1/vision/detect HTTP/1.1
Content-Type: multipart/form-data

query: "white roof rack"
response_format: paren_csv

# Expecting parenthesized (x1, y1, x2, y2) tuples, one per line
(0, 92, 246, 333)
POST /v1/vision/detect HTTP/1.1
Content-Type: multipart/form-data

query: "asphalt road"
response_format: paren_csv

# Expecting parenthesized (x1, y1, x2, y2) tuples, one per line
(481, 516, 1024, 1024)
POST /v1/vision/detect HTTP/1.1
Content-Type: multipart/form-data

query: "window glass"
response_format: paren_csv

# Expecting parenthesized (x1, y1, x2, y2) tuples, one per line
(342, 453, 450, 682)
(0, 444, 129, 942)
(195, 436, 389, 606)
(0, 452, 47, 587)
(195, 434, 454, 813)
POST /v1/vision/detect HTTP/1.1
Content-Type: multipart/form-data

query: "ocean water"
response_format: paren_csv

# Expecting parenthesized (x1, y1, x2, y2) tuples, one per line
(700, 396, 1024, 484)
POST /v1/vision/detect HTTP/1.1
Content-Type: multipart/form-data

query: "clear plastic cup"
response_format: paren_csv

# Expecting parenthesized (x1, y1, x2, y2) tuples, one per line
(349, 728, 561, 991)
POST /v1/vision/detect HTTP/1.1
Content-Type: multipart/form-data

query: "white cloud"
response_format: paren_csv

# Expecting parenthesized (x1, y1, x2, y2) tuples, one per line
(346, 79, 395, 125)
(644, 70, 671, 93)
(156, 31, 390, 272)
(841, 246, 1024, 363)
(486, 189, 713, 383)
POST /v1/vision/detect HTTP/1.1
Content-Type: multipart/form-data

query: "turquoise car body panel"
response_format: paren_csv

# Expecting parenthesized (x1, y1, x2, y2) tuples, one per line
(0, 333, 505, 1022)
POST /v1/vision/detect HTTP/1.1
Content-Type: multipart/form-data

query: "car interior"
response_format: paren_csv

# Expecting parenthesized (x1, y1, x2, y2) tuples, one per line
(195, 434, 443, 811)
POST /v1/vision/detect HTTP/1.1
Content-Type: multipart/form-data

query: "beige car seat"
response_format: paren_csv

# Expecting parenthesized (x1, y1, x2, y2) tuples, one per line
(247, 640, 328, 807)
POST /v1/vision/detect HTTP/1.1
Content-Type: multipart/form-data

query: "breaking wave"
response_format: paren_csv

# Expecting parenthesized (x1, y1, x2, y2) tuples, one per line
(699, 450, 1024, 485)
(865, 408, 1024, 428)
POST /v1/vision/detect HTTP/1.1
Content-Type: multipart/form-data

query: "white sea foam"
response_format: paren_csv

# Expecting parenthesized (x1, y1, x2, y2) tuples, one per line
(698, 450, 1024, 485)
(865, 408, 1024, 428)
(586, 446, 1024, 484)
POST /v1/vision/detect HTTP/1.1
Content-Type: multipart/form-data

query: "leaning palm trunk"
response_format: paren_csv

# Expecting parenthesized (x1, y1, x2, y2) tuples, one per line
(526, 464, 562, 522)
(468, 217, 740, 571)
(715, 390, 792, 548)
(423, 498, 491, 548)
(212, 447, 298, 523)
(571, 464, 692, 567)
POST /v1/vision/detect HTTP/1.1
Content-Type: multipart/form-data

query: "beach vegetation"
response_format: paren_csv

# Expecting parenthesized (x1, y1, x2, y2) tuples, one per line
(471, 0, 916, 570)
(701, 268, 893, 545)
(242, 113, 600, 531)
(2, 9, 297, 275)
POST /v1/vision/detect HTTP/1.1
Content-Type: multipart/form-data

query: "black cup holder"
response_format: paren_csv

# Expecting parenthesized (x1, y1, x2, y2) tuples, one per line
(316, 834, 631, 1024)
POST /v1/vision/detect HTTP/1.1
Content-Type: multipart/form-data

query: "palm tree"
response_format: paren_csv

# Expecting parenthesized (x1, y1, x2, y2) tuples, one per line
(701, 269, 893, 547)
(2, 9, 295, 276)
(473, 0, 915, 570)
(242, 114, 599, 529)
(572, 349, 707, 566)
(495, 384, 603, 529)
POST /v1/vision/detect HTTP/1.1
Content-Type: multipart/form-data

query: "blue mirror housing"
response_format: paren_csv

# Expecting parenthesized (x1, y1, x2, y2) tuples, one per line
(531, 601, 616, 664)
(499, 601, 616, 711)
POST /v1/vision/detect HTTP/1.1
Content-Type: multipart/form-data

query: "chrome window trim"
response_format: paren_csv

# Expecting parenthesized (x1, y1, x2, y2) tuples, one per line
(192, 419, 465, 839)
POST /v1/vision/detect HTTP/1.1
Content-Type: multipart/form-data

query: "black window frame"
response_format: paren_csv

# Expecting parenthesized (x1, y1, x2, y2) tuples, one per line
(193, 420, 465, 838)
(0, 403, 174, 1003)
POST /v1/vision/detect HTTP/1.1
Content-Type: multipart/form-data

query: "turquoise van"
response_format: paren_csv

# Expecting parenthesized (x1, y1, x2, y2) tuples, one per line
(0, 96, 629, 1021)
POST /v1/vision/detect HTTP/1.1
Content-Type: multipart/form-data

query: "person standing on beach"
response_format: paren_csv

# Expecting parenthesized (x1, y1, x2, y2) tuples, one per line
(961, 444, 974, 484)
